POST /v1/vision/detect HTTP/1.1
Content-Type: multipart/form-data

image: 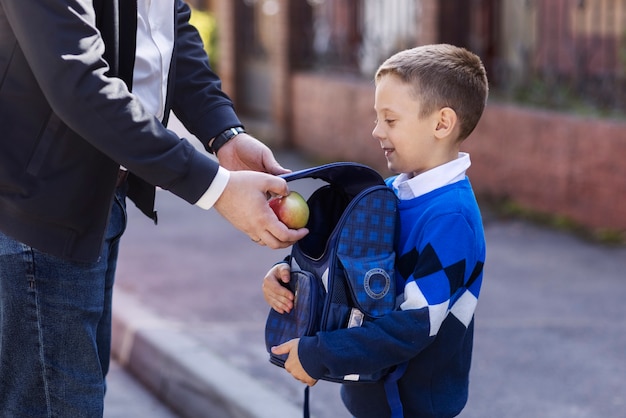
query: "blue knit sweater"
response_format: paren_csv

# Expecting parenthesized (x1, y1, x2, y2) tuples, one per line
(298, 177, 486, 418)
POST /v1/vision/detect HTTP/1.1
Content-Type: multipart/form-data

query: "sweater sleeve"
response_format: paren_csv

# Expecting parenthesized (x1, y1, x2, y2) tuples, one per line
(299, 211, 483, 380)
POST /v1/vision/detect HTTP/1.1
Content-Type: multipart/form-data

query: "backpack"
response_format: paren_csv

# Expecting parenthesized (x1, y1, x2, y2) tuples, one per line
(264, 162, 406, 417)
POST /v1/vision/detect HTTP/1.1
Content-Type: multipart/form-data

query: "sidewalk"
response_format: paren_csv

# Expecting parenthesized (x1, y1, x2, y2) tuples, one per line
(104, 360, 179, 418)
(107, 122, 626, 418)
(110, 150, 347, 418)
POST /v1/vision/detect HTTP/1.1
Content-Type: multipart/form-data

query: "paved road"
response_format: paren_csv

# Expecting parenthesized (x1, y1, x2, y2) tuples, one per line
(106, 120, 626, 417)
(105, 360, 179, 418)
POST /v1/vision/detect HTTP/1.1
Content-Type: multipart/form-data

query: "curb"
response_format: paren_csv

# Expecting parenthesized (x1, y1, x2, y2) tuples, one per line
(111, 289, 302, 418)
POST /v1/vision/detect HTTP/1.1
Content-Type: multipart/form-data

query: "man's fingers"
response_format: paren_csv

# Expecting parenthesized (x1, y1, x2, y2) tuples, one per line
(213, 171, 308, 248)
(264, 174, 290, 198)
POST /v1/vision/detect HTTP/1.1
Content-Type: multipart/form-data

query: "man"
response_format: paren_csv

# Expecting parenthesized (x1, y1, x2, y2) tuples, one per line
(0, 0, 307, 416)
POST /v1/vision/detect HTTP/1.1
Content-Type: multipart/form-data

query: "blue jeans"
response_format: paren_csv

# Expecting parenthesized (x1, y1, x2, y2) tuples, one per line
(0, 187, 127, 417)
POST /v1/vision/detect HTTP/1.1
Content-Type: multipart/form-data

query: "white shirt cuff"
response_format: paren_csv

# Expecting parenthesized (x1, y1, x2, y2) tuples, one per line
(194, 166, 230, 210)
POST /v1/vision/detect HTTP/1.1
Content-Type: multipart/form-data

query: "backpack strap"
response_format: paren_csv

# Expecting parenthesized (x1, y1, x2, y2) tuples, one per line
(303, 386, 310, 418)
(383, 362, 408, 418)
(281, 162, 385, 197)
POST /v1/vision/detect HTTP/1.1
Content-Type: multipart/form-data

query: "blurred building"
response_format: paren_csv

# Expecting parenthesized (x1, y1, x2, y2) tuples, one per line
(194, 0, 626, 237)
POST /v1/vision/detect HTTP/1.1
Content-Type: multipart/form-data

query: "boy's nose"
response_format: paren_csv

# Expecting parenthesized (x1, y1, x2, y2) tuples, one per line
(372, 123, 383, 141)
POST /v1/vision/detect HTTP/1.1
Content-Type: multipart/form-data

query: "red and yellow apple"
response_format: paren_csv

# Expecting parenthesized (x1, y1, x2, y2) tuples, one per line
(269, 191, 309, 229)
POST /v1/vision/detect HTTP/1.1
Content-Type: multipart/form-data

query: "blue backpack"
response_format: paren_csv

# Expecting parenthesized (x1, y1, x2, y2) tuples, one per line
(265, 163, 406, 417)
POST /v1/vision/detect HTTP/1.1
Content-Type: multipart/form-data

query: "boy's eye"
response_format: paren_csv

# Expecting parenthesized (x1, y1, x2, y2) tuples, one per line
(374, 118, 395, 126)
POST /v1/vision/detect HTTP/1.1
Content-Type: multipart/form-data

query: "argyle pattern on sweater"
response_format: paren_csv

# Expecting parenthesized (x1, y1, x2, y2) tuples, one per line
(298, 177, 486, 418)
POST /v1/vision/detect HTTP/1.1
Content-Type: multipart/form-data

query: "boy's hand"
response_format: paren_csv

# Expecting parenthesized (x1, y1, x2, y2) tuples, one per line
(262, 263, 294, 313)
(271, 339, 317, 386)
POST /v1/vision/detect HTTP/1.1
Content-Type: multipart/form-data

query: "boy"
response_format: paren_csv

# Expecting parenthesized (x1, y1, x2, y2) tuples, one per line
(263, 44, 488, 418)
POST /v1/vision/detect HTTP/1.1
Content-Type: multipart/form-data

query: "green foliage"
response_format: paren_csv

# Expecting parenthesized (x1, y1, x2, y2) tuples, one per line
(188, 6, 219, 68)
(500, 77, 624, 120)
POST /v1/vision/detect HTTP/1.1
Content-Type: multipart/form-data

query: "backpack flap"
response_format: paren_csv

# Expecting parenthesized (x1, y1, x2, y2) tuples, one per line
(335, 186, 398, 318)
(281, 162, 385, 199)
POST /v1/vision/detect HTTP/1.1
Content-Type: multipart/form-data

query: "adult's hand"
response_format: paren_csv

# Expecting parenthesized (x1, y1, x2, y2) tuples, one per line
(213, 170, 308, 248)
(216, 133, 290, 175)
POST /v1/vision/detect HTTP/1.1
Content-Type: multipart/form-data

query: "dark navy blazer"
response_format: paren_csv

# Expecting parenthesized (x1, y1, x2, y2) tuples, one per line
(0, 0, 241, 261)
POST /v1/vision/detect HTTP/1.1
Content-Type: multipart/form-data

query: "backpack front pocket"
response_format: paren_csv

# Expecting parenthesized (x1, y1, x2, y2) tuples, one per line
(265, 270, 325, 367)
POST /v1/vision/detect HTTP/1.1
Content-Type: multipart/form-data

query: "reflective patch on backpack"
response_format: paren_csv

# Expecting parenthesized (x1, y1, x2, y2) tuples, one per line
(364, 268, 391, 300)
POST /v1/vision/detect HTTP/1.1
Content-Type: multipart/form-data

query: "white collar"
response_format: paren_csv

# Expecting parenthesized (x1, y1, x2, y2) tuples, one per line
(392, 152, 471, 200)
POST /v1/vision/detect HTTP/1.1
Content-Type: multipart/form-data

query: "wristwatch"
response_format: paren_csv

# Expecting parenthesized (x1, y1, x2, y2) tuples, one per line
(209, 126, 245, 154)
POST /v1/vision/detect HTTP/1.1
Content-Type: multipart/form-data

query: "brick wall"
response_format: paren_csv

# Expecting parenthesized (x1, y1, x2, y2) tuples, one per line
(291, 72, 388, 171)
(212, 0, 235, 95)
(464, 104, 626, 231)
(214, 1, 625, 235)
(418, 0, 439, 45)
(291, 72, 626, 233)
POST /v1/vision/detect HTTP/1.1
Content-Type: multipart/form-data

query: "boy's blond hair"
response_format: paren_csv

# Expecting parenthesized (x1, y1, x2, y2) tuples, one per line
(375, 44, 489, 141)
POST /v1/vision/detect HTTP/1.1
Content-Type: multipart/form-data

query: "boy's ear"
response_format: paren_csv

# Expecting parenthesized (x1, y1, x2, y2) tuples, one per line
(434, 107, 457, 139)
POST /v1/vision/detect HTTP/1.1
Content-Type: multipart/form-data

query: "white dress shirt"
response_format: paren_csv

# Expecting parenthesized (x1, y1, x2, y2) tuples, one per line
(391, 152, 472, 200)
(133, 0, 229, 210)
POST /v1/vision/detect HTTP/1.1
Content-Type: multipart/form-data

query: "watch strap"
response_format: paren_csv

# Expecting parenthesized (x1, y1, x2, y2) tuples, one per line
(209, 126, 245, 154)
